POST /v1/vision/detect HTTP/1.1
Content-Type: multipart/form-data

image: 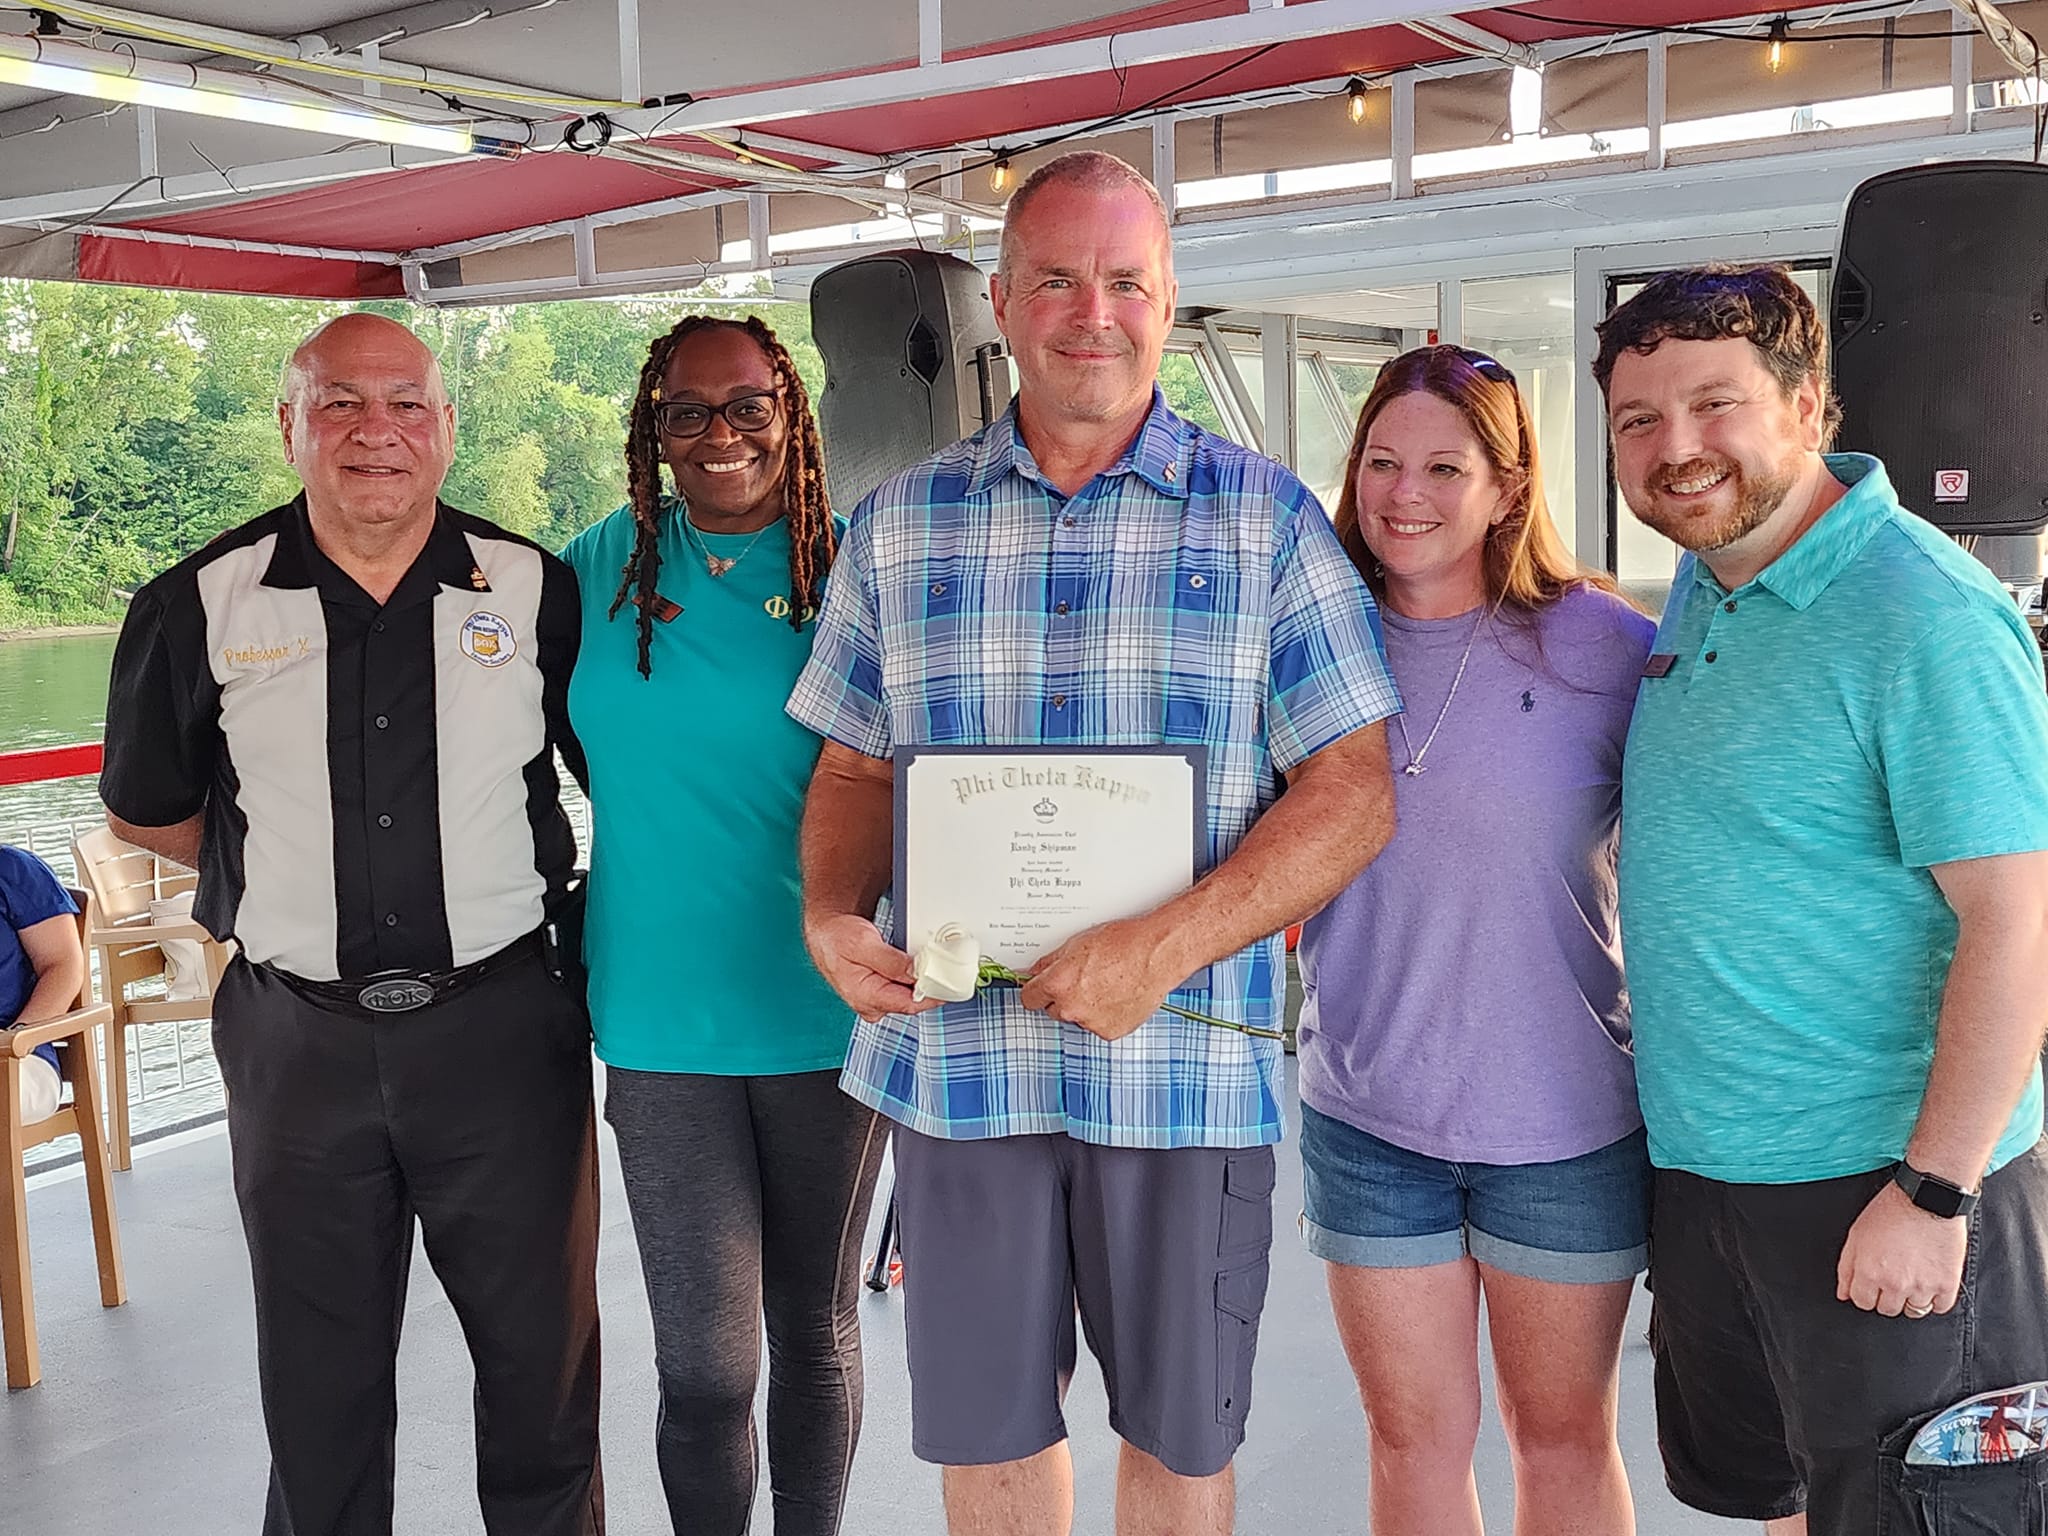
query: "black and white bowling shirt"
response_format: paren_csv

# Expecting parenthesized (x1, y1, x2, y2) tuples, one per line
(101, 496, 586, 983)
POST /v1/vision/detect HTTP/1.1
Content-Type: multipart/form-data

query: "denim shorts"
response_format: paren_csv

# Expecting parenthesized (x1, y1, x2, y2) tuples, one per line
(1298, 1102, 1650, 1283)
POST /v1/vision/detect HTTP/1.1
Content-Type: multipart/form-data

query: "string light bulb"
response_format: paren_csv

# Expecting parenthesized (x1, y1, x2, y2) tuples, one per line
(1766, 17, 1790, 73)
(990, 157, 1012, 195)
(1346, 76, 1371, 125)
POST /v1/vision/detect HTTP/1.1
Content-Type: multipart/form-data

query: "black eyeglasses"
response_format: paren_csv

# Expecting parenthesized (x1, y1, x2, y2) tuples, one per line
(1447, 346, 1516, 385)
(653, 390, 781, 439)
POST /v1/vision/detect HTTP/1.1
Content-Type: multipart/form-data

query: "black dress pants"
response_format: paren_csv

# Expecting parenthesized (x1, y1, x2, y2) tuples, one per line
(212, 952, 603, 1536)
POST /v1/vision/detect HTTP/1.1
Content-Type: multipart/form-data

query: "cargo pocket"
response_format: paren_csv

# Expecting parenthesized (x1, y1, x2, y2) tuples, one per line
(1878, 1438, 2048, 1534)
(1214, 1258, 1269, 1430)
(1218, 1148, 1276, 1260)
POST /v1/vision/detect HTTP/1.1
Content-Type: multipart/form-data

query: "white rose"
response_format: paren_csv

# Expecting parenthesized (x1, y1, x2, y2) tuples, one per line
(912, 923, 982, 1003)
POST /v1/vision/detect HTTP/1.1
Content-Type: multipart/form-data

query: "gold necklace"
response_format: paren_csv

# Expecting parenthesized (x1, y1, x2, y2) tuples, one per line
(679, 513, 773, 578)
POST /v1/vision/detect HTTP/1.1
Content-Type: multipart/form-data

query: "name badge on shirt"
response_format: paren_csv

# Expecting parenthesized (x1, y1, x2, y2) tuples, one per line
(1643, 654, 1678, 678)
(635, 591, 682, 623)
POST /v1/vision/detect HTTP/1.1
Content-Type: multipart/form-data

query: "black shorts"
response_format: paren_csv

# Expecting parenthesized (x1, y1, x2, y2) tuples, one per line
(1647, 1139, 2048, 1535)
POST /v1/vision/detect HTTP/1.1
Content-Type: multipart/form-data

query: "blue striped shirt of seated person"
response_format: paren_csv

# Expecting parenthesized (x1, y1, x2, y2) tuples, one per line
(1, 845, 85, 1126)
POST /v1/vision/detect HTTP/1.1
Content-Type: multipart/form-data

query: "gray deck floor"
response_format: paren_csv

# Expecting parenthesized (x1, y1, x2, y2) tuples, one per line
(4, 1066, 1729, 1535)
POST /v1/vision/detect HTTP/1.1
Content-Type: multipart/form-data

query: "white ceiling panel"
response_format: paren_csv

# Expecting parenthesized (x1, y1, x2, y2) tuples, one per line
(387, 0, 923, 102)
(942, 0, 1145, 53)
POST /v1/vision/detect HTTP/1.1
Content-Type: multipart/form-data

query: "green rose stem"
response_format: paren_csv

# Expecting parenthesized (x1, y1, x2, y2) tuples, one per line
(974, 958, 1286, 1041)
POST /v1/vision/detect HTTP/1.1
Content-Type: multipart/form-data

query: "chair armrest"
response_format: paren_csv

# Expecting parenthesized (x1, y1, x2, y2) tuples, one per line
(134, 918, 215, 944)
(90, 918, 216, 946)
(7, 1001, 114, 1055)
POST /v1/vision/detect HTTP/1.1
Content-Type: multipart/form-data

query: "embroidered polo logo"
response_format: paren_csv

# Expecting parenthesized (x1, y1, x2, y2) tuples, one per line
(1521, 689, 1536, 713)
(460, 610, 517, 667)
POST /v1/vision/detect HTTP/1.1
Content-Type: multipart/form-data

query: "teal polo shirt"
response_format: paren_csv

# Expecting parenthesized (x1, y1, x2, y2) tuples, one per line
(561, 502, 854, 1075)
(1620, 454, 2048, 1183)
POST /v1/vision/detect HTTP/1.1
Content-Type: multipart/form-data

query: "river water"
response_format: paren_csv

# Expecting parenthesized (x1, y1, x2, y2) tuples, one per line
(0, 631, 119, 847)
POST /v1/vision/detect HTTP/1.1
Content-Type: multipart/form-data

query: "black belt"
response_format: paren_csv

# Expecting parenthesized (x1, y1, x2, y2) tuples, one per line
(269, 929, 546, 1014)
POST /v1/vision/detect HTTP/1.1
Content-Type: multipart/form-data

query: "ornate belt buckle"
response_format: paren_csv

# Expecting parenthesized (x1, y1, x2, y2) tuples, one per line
(358, 977, 435, 1013)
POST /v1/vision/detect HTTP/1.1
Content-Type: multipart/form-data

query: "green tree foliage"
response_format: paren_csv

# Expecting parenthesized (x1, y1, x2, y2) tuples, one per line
(0, 274, 1245, 632)
(0, 283, 735, 625)
(1157, 352, 1226, 437)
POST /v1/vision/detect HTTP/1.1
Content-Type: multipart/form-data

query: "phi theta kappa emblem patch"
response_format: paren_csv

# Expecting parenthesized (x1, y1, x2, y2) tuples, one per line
(460, 610, 517, 667)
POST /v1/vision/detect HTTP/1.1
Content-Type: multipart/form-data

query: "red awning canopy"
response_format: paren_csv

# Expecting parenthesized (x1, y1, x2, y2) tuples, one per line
(0, 1, 2025, 299)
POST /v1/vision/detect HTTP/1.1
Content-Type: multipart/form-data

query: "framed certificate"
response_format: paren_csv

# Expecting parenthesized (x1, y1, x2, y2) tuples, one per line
(892, 745, 1209, 969)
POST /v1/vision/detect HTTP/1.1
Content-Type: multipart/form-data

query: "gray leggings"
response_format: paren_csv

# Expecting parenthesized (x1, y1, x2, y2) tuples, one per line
(604, 1067, 887, 1536)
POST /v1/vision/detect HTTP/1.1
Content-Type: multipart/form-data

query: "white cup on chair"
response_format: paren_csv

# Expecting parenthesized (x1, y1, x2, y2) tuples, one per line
(148, 891, 208, 1003)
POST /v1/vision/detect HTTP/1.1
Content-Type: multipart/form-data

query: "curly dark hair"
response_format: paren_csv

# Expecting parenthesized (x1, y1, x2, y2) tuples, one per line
(608, 313, 834, 678)
(1592, 263, 1842, 444)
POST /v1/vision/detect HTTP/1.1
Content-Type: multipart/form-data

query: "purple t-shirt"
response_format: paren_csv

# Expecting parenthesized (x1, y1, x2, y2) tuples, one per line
(1297, 584, 1655, 1165)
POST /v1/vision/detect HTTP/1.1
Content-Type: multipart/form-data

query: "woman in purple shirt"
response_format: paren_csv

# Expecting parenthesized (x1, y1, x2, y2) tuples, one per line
(1300, 346, 1654, 1535)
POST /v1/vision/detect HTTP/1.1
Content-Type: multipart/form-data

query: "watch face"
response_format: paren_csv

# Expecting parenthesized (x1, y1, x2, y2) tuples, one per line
(1919, 1182, 1969, 1219)
(1900, 1164, 1975, 1219)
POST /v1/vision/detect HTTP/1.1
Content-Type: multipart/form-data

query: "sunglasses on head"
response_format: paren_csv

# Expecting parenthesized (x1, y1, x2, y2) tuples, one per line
(1445, 345, 1516, 385)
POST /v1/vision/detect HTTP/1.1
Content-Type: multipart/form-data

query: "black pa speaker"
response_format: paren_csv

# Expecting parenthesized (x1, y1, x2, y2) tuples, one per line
(811, 249, 1011, 512)
(1832, 162, 2048, 535)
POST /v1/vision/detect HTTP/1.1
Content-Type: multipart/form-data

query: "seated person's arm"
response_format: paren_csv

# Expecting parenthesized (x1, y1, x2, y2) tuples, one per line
(12, 912, 87, 1026)
(107, 811, 203, 872)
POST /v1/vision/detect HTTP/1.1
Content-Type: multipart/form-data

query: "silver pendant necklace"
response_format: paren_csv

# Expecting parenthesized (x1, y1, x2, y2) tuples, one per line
(680, 513, 772, 578)
(1394, 605, 1491, 777)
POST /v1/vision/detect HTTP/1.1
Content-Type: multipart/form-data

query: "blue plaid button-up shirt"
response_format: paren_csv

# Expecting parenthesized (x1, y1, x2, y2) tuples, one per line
(787, 390, 1399, 1148)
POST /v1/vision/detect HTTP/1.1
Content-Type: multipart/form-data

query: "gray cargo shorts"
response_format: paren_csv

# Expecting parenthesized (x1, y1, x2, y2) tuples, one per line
(890, 1125, 1276, 1478)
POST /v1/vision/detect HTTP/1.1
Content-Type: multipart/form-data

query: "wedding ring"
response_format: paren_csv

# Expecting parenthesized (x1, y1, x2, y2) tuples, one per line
(1903, 1302, 1934, 1319)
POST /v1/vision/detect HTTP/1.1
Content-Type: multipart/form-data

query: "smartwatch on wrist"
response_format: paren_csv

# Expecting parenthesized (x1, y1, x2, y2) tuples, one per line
(1892, 1160, 1980, 1220)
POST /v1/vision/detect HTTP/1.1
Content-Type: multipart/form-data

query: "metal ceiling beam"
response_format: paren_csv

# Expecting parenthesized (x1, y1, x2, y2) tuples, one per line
(617, 0, 640, 104)
(0, 4, 894, 170)
(735, 131, 887, 170)
(1948, 1, 2045, 78)
(43, 219, 396, 264)
(407, 186, 742, 262)
(634, 0, 1522, 136)
(298, 0, 569, 56)
(1404, 17, 1542, 69)
(0, 143, 432, 228)
(0, 1, 1979, 242)
(863, 0, 1960, 179)
(606, 140, 994, 219)
(38, 1, 629, 108)
(404, 111, 2048, 305)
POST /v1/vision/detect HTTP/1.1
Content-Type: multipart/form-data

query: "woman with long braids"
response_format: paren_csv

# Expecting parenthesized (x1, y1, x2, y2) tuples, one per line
(559, 314, 882, 1536)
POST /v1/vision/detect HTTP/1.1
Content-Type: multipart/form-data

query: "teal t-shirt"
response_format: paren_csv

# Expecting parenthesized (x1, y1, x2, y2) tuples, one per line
(560, 501, 854, 1074)
(1620, 455, 2048, 1183)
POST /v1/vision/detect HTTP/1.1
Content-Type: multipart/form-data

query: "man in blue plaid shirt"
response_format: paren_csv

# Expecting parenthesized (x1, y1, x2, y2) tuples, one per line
(788, 150, 1398, 1536)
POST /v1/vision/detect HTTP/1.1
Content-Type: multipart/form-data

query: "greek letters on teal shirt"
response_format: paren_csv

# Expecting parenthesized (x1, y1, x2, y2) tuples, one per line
(1620, 455, 2048, 1183)
(561, 502, 853, 1075)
